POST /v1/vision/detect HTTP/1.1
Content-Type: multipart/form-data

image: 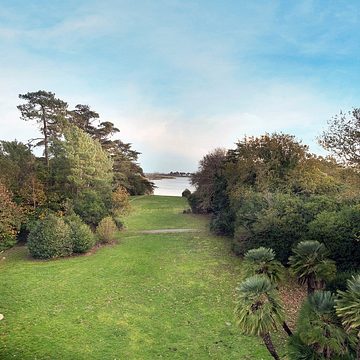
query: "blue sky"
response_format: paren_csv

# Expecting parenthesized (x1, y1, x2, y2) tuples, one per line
(1, 0, 359, 172)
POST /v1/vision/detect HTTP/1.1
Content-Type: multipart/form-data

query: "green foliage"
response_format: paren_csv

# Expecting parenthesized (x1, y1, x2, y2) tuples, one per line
(286, 333, 355, 360)
(0, 181, 24, 251)
(308, 206, 360, 272)
(96, 216, 117, 244)
(336, 275, 360, 334)
(235, 275, 284, 336)
(65, 214, 95, 253)
(73, 189, 109, 227)
(288, 241, 336, 294)
(27, 214, 72, 259)
(295, 291, 350, 358)
(326, 271, 360, 293)
(242, 247, 284, 284)
(187, 191, 206, 214)
(182, 188, 191, 198)
(190, 148, 226, 212)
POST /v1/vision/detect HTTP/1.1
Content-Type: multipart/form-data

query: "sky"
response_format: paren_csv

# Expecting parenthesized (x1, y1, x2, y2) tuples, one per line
(1, 0, 360, 173)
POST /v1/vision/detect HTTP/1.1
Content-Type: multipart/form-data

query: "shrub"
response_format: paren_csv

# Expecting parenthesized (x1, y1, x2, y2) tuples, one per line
(65, 215, 96, 253)
(308, 205, 360, 271)
(27, 214, 72, 259)
(326, 271, 359, 293)
(96, 216, 117, 244)
(182, 189, 191, 198)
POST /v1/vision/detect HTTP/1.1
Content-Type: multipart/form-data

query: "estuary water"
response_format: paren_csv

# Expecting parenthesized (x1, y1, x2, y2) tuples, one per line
(152, 177, 196, 196)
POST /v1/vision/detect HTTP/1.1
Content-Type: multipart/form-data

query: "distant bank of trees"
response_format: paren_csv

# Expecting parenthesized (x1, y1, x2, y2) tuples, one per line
(0, 90, 154, 254)
(188, 108, 360, 273)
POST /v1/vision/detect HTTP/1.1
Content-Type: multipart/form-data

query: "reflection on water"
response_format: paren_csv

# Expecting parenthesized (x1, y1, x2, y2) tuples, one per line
(152, 177, 196, 196)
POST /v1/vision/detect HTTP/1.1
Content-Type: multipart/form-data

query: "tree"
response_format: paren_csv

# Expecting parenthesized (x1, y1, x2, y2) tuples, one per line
(336, 275, 360, 360)
(243, 247, 284, 285)
(0, 181, 24, 250)
(243, 247, 293, 336)
(235, 275, 284, 360)
(0, 140, 35, 195)
(291, 291, 350, 359)
(318, 108, 360, 166)
(190, 147, 227, 212)
(52, 126, 114, 226)
(68, 104, 100, 133)
(17, 91, 68, 166)
(288, 241, 336, 295)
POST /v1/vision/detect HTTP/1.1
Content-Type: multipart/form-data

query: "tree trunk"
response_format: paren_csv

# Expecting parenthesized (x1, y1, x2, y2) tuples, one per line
(42, 107, 49, 167)
(282, 321, 292, 336)
(261, 332, 280, 360)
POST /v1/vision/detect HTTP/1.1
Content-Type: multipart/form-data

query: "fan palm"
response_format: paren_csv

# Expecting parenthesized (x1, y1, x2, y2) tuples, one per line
(288, 240, 336, 295)
(336, 275, 360, 360)
(292, 291, 350, 359)
(243, 247, 292, 336)
(243, 247, 284, 284)
(235, 275, 284, 360)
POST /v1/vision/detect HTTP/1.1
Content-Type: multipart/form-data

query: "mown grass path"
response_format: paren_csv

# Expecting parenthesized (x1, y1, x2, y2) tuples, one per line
(0, 196, 274, 359)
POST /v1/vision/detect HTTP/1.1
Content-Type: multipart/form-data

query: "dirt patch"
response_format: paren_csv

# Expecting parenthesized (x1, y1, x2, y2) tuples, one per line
(279, 275, 307, 330)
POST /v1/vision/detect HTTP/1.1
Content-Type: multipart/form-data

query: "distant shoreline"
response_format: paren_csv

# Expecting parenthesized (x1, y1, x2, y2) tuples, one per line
(146, 173, 192, 180)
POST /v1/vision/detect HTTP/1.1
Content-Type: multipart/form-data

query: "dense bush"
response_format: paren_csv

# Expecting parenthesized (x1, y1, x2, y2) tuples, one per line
(326, 271, 360, 293)
(308, 205, 360, 271)
(187, 192, 205, 214)
(65, 215, 96, 253)
(181, 188, 191, 198)
(96, 216, 117, 244)
(27, 214, 72, 259)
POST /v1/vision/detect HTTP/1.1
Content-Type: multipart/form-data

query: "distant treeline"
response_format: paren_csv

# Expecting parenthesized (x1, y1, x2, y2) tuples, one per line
(146, 171, 193, 180)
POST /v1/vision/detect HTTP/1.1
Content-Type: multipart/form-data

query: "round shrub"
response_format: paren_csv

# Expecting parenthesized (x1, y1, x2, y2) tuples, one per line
(182, 188, 191, 198)
(67, 217, 96, 253)
(27, 214, 72, 259)
(96, 216, 117, 244)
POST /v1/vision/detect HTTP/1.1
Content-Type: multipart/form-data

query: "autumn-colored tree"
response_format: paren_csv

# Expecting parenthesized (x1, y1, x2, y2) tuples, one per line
(0, 182, 24, 250)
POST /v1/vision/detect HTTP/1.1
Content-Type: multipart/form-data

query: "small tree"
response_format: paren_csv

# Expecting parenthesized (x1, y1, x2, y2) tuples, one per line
(235, 275, 284, 360)
(290, 291, 350, 359)
(96, 216, 117, 244)
(289, 241, 336, 295)
(243, 247, 284, 284)
(243, 247, 292, 336)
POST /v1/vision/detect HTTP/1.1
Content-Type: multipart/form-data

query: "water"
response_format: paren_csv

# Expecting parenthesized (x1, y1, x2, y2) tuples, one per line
(152, 177, 196, 196)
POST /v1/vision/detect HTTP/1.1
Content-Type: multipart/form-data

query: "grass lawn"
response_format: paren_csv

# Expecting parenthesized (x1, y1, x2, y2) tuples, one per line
(0, 195, 281, 359)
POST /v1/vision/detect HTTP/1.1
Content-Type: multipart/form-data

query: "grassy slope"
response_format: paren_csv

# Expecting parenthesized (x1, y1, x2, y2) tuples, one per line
(0, 196, 275, 359)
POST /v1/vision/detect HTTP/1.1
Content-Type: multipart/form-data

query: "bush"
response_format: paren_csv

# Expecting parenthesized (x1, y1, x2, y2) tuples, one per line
(65, 215, 96, 253)
(96, 216, 117, 244)
(308, 205, 360, 271)
(27, 214, 72, 259)
(182, 189, 191, 198)
(326, 271, 360, 293)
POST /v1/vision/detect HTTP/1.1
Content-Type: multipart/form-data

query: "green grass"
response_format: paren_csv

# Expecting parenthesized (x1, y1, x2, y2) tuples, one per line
(0, 196, 276, 359)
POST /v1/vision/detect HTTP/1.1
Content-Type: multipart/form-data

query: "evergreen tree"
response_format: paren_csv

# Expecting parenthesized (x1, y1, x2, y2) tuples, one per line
(17, 91, 68, 166)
